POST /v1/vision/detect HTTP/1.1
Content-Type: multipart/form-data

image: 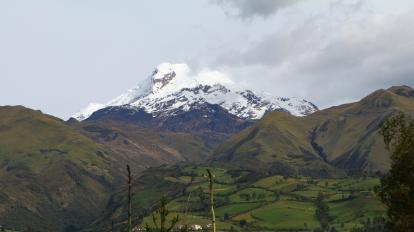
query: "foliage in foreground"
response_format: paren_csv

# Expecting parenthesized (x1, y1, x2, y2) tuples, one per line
(141, 170, 216, 232)
(376, 113, 414, 231)
(145, 197, 180, 232)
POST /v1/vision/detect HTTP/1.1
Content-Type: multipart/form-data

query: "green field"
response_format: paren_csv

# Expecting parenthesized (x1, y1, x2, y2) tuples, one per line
(229, 188, 276, 202)
(216, 202, 264, 218)
(137, 166, 386, 231)
(240, 200, 319, 230)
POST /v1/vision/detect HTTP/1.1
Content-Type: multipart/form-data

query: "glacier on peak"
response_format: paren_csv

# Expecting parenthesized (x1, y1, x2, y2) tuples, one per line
(73, 62, 318, 121)
(72, 103, 106, 121)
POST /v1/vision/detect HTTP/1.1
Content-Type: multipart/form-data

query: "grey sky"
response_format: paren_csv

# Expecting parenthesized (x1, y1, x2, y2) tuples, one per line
(1, 0, 414, 119)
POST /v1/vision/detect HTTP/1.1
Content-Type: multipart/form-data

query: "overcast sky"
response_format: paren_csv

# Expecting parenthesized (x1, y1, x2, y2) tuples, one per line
(1, 0, 414, 119)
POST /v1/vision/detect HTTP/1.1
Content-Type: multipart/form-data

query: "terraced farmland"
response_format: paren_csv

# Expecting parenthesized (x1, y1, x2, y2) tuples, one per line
(136, 166, 386, 231)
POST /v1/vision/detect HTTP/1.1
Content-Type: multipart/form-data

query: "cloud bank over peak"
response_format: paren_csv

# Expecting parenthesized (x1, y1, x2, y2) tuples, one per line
(210, 0, 302, 20)
(1, 0, 414, 118)
(208, 0, 414, 108)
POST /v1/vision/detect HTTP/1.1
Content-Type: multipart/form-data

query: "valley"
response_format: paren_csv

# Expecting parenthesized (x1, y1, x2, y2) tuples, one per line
(123, 165, 385, 232)
(3, 1, 414, 230)
(0, 83, 413, 231)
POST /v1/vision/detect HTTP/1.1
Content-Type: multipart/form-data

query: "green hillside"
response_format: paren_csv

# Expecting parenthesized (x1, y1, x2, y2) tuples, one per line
(0, 106, 214, 231)
(212, 111, 342, 177)
(212, 86, 414, 175)
(0, 106, 118, 231)
(310, 86, 414, 172)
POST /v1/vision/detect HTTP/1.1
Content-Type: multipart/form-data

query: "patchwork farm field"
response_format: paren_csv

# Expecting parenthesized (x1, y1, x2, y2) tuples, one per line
(138, 166, 385, 231)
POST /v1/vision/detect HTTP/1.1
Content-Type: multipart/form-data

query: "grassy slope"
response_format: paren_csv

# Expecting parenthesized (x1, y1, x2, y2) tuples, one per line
(0, 107, 213, 232)
(212, 111, 341, 177)
(213, 86, 414, 174)
(308, 88, 414, 171)
(70, 120, 212, 173)
(0, 106, 117, 232)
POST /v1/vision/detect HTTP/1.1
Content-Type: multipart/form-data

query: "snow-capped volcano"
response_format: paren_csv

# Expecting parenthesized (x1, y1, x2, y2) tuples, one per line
(73, 63, 318, 121)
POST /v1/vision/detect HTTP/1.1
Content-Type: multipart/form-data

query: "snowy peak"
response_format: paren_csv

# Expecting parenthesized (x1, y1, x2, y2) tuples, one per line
(72, 103, 105, 121)
(73, 63, 318, 121)
(151, 63, 189, 94)
(152, 68, 176, 91)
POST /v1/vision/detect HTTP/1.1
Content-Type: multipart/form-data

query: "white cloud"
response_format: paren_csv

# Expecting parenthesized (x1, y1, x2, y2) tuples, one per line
(210, 1, 414, 108)
(196, 70, 234, 86)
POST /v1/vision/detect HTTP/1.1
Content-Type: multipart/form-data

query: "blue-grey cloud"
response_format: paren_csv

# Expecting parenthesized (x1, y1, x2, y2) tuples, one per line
(211, 1, 414, 108)
(210, 0, 302, 19)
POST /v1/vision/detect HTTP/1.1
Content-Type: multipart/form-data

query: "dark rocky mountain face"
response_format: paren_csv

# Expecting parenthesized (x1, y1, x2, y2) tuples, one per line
(388, 85, 414, 98)
(86, 103, 254, 145)
(87, 106, 153, 124)
(69, 119, 213, 174)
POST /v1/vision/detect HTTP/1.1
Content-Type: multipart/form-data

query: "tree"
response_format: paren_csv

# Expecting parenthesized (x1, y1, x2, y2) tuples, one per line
(196, 186, 208, 211)
(127, 165, 132, 232)
(350, 216, 387, 232)
(274, 191, 280, 201)
(329, 227, 338, 232)
(315, 192, 331, 231)
(258, 193, 265, 200)
(207, 169, 216, 232)
(239, 193, 251, 201)
(146, 197, 179, 232)
(239, 219, 247, 227)
(223, 213, 230, 221)
(376, 113, 414, 230)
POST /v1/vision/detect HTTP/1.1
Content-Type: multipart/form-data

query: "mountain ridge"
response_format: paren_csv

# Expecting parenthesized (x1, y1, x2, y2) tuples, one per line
(73, 63, 318, 121)
(212, 85, 414, 175)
